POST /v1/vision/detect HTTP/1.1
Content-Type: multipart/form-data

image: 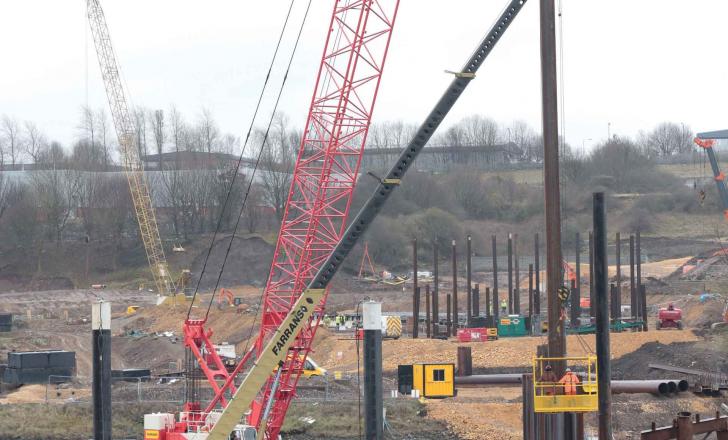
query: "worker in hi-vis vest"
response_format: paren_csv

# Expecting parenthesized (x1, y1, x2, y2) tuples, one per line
(500, 298, 508, 314)
(559, 368, 580, 395)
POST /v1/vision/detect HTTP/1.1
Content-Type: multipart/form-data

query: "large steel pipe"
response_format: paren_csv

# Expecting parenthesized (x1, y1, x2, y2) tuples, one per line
(612, 380, 670, 395)
(455, 374, 524, 386)
(454, 376, 688, 395)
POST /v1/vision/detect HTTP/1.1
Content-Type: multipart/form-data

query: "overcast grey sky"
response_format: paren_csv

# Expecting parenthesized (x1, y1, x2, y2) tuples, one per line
(1, 1, 727, 152)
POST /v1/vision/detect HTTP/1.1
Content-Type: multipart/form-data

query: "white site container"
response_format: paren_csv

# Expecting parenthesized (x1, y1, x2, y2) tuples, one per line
(362, 301, 382, 330)
(144, 413, 175, 430)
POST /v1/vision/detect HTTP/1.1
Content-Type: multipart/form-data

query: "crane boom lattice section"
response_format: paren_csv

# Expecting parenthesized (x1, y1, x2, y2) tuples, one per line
(251, 1, 399, 437)
(87, 0, 175, 296)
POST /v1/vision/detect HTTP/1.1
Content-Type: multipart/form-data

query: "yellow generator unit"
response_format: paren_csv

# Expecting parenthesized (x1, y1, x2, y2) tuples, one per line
(532, 355, 598, 413)
(397, 363, 454, 398)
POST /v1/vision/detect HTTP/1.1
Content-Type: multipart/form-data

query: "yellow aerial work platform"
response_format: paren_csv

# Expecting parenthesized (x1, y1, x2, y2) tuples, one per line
(532, 355, 598, 413)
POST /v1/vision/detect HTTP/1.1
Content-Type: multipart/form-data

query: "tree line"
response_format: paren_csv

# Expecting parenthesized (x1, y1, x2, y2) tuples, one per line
(0, 106, 703, 276)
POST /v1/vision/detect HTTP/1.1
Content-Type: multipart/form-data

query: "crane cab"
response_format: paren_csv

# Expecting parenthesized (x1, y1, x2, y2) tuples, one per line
(532, 355, 598, 413)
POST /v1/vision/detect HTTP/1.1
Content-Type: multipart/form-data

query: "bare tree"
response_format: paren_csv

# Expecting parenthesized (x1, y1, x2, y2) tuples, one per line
(37, 141, 68, 168)
(258, 114, 297, 221)
(0, 135, 5, 168)
(242, 183, 263, 233)
(133, 108, 149, 159)
(508, 120, 540, 161)
(78, 106, 96, 148)
(198, 108, 220, 155)
(150, 109, 165, 168)
(167, 105, 186, 169)
(0, 173, 18, 222)
(459, 115, 500, 146)
(0, 183, 39, 252)
(23, 121, 48, 164)
(95, 176, 132, 270)
(96, 108, 113, 170)
(220, 133, 239, 155)
(2, 115, 23, 167)
(71, 139, 105, 170)
(76, 171, 103, 277)
(30, 169, 82, 243)
(640, 122, 694, 157)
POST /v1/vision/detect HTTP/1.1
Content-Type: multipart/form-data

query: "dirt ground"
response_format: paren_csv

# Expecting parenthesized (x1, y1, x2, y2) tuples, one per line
(1, 250, 728, 439)
(314, 329, 700, 373)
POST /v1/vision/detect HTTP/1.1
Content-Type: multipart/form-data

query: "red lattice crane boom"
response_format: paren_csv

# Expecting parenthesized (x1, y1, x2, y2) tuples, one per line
(178, 1, 399, 438)
(251, 1, 400, 435)
(156, 0, 528, 438)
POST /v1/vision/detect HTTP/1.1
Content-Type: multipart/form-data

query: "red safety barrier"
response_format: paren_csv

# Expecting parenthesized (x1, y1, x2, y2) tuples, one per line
(457, 328, 498, 342)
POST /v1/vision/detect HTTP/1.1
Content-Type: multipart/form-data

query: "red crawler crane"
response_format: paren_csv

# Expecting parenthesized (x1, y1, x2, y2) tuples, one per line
(180, 1, 400, 438)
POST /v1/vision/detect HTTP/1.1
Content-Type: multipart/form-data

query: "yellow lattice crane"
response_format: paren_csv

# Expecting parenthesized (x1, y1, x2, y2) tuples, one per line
(87, 0, 175, 296)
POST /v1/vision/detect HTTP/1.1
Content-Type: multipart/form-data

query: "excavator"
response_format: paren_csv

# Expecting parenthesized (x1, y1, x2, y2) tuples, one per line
(694, 130, 728, 324)
(140, 1, 530, 439)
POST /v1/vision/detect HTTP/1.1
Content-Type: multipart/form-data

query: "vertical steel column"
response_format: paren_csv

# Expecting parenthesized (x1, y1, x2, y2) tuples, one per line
(540, 0, 566, 368)
(92, 301, 112, 440)
(472, 284, 480, 318)
(593, 193, 613, 440)
(636, 231, 643, 326)
(467, 235, 472, 326)
(492, 236, 500, 321)
(630, 234, 636, 320)
(457, 346, 472, 377)
(413, 239, 418, 337)
(452, 240, 458, 336)
(514, 233, 520, 315)
(433, 244, 439, 337)
(486, 287, 492, 319)
(522, 374, 536, 440)
(575, 231, 581, 318)
(529, 264, 534, 335)
(508, 234, 514, 314)
(570, 278, 579, 328)
(446, 294, 452, 337)
(640, 284, 649, 332)
(363, 301, 383, 440)
(609, 283, 617, 323)
(589, 231, 594, 317)
(677, 412, 694, 440)
(535, 233, 541, 316)
(412, 287, 420, 339)
(425, 284, 431, 338)
(615, 232, 622, 321)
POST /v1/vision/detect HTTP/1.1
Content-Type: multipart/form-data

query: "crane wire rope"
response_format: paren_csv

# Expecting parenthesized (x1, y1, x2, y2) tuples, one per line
(185, 0, 298, 318)
(201, 0, 314, 321)
(235, 0, 351, 361)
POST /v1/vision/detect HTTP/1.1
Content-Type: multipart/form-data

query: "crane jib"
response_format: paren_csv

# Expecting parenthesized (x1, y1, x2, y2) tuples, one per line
(272, 304, 310, 357)
(207, 288, 325, 440)
(206, 0, 530, 436)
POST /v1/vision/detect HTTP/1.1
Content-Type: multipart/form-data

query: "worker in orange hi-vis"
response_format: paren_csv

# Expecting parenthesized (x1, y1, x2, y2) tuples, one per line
(559, 368, 581, 395)
(539, 364, 559, 396)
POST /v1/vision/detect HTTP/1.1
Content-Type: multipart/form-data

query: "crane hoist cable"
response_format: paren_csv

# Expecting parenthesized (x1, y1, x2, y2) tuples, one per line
(201, 0, 314, 321)
(185, 0, 298, 318)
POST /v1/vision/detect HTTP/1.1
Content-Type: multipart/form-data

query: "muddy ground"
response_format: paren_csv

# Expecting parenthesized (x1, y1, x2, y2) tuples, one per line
(1, 245, 728, 439)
